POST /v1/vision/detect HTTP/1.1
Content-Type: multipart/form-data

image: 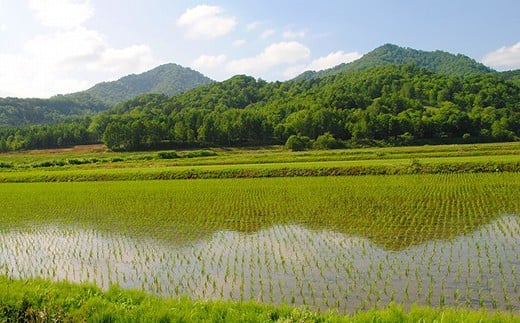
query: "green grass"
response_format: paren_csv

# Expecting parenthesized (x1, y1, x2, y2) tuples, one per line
(0, 276, 518, 322)
(0, 142, 519, 183)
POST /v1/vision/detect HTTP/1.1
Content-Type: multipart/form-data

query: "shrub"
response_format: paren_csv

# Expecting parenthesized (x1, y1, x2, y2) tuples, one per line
(157, 151, 179, 159)
(313, 132, 341, 150)
(285, 135, 311, 151)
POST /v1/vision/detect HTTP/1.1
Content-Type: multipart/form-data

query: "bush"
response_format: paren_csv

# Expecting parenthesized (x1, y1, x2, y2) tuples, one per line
(313, 132, 341, 150)
(285, 135, 311, 151)
(157, 151, 179, 159)
(182, 150, 217, 158)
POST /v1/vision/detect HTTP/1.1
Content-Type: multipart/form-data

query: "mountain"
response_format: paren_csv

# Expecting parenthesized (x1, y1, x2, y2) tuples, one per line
(294, 44, 495, 81)
(67, 63, 214, 106)
(0, 63, 213, 128)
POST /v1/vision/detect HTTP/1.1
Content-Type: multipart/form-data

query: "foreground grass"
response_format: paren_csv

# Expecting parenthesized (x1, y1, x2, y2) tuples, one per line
(0, 277, 518, 322)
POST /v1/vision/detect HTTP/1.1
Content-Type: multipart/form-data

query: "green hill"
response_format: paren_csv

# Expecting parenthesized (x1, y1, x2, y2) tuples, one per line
(294, 44, 495, 81)
(0, 94, 108, 128)
(67, 63, 214, 106)
(0, 64, 213, 128)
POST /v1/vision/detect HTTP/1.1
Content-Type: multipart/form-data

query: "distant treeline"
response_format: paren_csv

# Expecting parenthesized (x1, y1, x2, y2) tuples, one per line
(1, 64, 519, 152)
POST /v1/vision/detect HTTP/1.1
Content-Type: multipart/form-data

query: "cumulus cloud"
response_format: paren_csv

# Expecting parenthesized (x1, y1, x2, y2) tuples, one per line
(227, 41, 310, 74)
(177, 5, 236, 39)
(0, 25, 157, 97)
(0, 0, 159, 97)
(29, 0, 94, 28)
(482, 42, 520, 70)
(283, 50, 362, 79)
(192, 54, 227, 69)
(260, 29, 276, 39)
(282, 30, 305, 40)
(233, 39, 246, 47)
(246, 21, 261, 31)
(306, 51, 362, 71)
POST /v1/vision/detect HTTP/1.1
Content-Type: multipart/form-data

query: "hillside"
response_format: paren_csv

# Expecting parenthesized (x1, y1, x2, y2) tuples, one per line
(67, 63, 214, 106)
(0, 94, 108, 128)
(294, 44, 495, 81)
(499, 69, 520, 86)
(3, 63, 518, 152)
(0, 63, 213, 128)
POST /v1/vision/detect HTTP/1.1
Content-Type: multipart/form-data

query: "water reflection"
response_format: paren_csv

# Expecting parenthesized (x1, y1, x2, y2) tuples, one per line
(0, 214, 518, 313)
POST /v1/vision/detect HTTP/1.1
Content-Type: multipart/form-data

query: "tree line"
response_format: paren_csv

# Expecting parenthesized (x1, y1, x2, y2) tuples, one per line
(1, 64, 518, 152)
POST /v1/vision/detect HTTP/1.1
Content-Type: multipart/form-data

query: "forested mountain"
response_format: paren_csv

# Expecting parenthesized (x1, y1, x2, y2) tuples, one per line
(67, 63, 214, 106)
(0, 63, 213, 128)
(294, 44, 495, 81)
(500, 70, 520, 86)
(2, 64, 518, 152)
(0, 94, 108, 128)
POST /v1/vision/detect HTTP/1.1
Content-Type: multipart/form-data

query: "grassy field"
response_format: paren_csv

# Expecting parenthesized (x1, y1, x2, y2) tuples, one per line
(0, 142, 519, 320)
(0, 142, 519, 182)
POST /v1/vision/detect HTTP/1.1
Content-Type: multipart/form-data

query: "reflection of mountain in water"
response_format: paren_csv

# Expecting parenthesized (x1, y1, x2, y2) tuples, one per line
(0, 214, 518, 312)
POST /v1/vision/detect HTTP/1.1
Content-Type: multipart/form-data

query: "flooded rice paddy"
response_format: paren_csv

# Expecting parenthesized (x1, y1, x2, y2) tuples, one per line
(0, 174, 519, 312)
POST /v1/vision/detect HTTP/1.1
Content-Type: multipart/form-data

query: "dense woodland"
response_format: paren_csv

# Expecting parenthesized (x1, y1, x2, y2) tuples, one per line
(1, 63, 518, 152)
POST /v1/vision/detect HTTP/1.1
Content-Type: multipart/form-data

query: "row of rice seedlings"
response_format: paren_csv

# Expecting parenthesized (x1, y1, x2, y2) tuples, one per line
(3, 216, 517, 312)
(0, 173, 518, 313)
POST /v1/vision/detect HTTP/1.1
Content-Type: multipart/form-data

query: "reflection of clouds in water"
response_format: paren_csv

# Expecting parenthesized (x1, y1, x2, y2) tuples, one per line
(0, 215, 518, 312)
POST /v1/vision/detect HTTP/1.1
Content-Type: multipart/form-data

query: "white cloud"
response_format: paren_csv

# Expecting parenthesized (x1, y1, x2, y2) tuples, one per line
(0, 26, 158, 97)
(233, 39, 246, 47)
(227, 41, 310, 75)
(260, 29, 275, 39)
(306, 51, 362, 71)
(246, 21, 261, 31)
(176, 5, 236, 39)
(29, 0, 94, 28)
(282, 30, 305, 40)
(0, 23, 6, 32)
(482, 42, 520, 70)
(283, 50, 362, 79)
(192, 54, 227, 69)
(87, 45, 156, 75)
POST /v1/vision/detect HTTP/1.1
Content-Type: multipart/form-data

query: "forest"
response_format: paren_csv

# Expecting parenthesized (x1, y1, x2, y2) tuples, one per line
(0, 64, 519, 152)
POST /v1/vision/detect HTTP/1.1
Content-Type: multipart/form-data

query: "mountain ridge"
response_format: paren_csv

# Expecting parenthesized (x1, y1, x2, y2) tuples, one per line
(293, 44, 496, 81)
(66, 63, 214, 106)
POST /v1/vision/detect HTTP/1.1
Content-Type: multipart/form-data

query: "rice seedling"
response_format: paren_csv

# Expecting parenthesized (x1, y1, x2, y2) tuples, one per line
(0, 173, 518, 313)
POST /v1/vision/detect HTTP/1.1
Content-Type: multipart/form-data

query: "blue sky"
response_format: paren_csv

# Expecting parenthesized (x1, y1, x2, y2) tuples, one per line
(0, 0, 519, 98)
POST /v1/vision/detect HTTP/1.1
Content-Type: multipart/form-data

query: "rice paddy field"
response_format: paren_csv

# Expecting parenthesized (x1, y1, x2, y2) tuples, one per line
(1, 164, 519, 317)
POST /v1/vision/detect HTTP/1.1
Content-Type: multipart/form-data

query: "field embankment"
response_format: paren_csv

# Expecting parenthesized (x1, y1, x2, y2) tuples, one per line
(0, 277, 518, 322)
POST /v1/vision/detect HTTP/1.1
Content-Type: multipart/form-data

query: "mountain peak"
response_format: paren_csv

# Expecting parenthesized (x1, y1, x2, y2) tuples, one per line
(294, 44, 495, 81)
(68, 63, 213, 106)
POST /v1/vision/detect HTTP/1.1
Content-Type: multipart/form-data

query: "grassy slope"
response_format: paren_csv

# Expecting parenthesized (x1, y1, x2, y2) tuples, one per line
(0, 277, 518, 322)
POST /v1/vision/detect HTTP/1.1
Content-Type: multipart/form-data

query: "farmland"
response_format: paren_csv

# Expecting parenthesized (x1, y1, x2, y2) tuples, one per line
(1, 162, 519, 316)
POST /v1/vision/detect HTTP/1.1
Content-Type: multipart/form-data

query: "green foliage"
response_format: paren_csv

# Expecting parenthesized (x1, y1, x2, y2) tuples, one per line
(0, 95, 109, 127)
(1, 63, 519, 152)
(285, 134, 311, 151)
(313, 132, 342, 149)
(157, 151, 179, 159)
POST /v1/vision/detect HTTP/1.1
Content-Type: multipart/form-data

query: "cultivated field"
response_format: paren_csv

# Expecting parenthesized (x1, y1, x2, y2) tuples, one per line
(0, 168, 519, 313)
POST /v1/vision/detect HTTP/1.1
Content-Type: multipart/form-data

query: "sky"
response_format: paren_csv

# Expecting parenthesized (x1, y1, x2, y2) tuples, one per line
(0, 0, 519, 98)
